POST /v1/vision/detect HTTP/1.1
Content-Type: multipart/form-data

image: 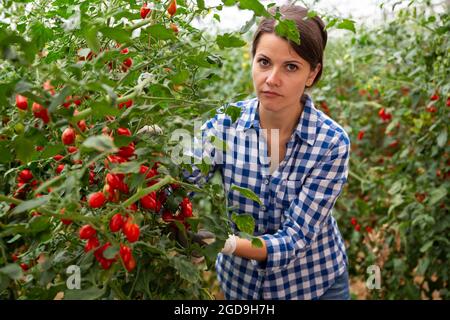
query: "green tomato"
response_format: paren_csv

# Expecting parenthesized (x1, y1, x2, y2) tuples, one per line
(14, 123, 25, 134)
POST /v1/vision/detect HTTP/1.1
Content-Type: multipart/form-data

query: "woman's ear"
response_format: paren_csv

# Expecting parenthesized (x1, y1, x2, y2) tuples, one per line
(306, 63, 321, 87)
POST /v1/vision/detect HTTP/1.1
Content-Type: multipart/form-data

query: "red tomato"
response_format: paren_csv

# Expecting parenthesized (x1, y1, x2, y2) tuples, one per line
(56, 164, 65, 174)
(181, 197, 193, 218)
(79, 225, 97, 240)
(117, 128, 131, 136)
(88, 191, 106, 208)
(62, 127, 76, 145)
(140, 3, 151, 19)
(167, 0, 177, 17)
(110, 213, 124, 232)
(84, 236, 100, 252)
(119, 244, 132, 263)
(16, 95, 28, 110)
(18, 169, 33, 183)
(140, 192, 157, 211)
(106, 173, 122, 190)
(123, 221, 140, 243)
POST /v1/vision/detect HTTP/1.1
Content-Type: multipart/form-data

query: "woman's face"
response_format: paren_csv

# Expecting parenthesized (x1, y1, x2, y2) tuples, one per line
(252, 32, 320, 113)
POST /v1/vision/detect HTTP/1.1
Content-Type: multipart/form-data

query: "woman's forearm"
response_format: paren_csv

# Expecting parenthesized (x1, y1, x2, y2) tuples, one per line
(233, 237, 268, 262)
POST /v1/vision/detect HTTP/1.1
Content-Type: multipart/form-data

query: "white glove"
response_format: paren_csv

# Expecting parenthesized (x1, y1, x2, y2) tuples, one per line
(221, 234, 237, 255)
(136, 124, 163, 135)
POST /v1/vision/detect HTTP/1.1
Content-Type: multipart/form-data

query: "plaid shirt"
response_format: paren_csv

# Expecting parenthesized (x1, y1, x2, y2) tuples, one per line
(184, 95, 350, 300)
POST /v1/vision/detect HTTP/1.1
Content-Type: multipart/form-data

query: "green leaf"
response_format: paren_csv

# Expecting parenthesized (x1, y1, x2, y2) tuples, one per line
(0, 264, 23, 280)
(13, 135, 34, 163)
(231, 184, 262, 205)
(100, 27, 131, 44)
(420, 240, 433, 253)
(15, 80, 33, 93)
(64, 286, 106, 300)
(7, 234, 22, 243)
(170, 70, 190, 85)
(90, 101, 120, 120)
(0, 141, 13, 163)
(238, 0, 270, 17)
(40, 144, 65, 159)
(388, 180, 403, 195)
(170, 256, 201, 283)
(416, 257, 430, 275)
(186, 54, 213, 68)
(103, 246, 119, 260)
(82, 135, 117, 153)
(239, 15, 256, 34)
(28, 216, 51, 234)
(148, 24, 176, 41)
(251, 237, 263, 248)
(326, 18, 338, 29)
(49, 86, 72, 113)
(231, 213, 255, 235)
(216, 33, 246, 49)
(224, 105, 242, 123)
(275, 19, 300, 45)
(12, 195, 49, 215)
(388, 194, 404, 215)
(337, 19, 356, 33)
(0, 274, 11, 293)
(428, 187, 447, 206)
(197, 0, 205, 10)
(436, 128, 447, 148)
(222, 0, 238, 6)
(84, 27, 100, 53)
(113, 135, 134, 148)
(111, 161, 141, 174)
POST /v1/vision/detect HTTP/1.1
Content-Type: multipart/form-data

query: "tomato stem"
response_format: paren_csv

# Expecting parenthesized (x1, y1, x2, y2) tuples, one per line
(121, 175, 174, 208)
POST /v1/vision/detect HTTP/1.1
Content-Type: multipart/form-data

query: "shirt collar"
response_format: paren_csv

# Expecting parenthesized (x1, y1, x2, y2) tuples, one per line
(235, 96, 317, 146)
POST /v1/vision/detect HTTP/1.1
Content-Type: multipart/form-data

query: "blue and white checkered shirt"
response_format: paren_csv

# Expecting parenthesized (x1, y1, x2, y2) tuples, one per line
(184, 95, 350, 300)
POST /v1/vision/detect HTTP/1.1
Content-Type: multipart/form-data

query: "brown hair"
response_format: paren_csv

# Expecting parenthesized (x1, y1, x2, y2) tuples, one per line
(251, 5, 328, 88)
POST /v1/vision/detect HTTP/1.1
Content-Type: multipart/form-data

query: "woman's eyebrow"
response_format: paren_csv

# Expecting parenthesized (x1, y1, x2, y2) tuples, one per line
(257, 54, 303, 66)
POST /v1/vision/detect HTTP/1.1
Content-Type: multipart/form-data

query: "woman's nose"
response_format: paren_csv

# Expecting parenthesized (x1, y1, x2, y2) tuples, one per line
(265, 68, 281, 87)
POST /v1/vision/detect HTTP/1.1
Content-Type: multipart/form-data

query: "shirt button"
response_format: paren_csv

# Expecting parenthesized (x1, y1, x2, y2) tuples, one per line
(261, 205, 267, 211)
(263, 178, 269, 185)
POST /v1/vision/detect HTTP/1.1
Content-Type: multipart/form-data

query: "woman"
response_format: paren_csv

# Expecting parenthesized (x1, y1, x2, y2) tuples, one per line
(185, 5, 350, 300)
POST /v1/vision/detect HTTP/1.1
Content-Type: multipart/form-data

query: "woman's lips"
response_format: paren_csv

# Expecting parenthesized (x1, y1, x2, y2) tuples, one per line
(261, 91, 281, 97)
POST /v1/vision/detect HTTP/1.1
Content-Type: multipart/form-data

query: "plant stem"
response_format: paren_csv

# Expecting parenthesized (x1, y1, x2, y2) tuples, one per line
(122, 175, 174, 208)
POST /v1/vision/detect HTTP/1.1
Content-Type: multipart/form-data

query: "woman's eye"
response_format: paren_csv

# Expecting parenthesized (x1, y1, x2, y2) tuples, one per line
(286, 64, 298, 72)
(258, 58, 269, 67)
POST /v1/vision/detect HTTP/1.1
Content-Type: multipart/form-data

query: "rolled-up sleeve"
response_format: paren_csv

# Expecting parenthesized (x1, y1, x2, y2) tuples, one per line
(257, 134, 350, 272)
